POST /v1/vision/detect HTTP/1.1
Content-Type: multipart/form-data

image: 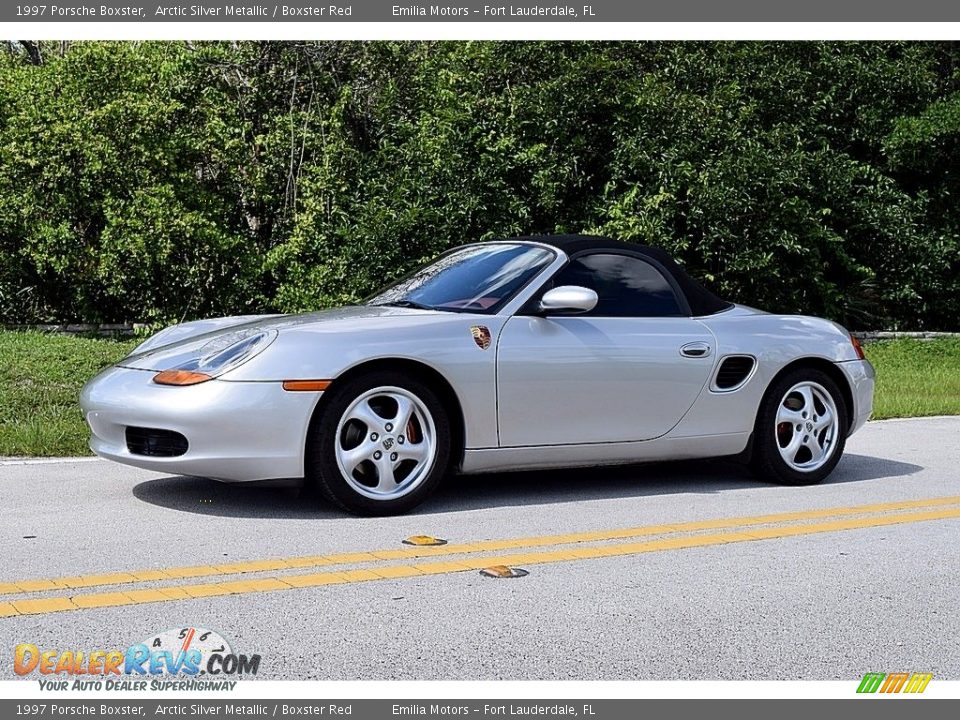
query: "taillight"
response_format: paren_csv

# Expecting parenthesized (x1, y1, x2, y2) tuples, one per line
(850, 335, 866, 360)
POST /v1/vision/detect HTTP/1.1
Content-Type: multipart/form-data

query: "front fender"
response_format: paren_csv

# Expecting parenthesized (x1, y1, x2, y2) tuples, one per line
(225, 316, 505, 450)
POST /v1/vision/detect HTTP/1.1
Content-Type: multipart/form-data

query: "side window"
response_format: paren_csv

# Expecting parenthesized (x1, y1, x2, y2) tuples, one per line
(552, 253, 683, 317)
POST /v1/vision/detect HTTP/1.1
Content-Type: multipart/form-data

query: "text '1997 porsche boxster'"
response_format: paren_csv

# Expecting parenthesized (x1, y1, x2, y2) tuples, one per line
(81, 235, 874, 515)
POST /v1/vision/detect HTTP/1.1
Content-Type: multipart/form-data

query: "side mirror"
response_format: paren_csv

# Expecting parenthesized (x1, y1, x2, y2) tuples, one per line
(538, 285, 598, 315)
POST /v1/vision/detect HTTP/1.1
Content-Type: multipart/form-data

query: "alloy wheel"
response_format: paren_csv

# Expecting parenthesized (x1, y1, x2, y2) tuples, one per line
(774, 380, 840, 472)
(334, 386, 437, 500)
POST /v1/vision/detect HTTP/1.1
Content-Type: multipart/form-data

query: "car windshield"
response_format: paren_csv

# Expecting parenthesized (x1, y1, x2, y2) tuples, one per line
(366, 243, 555, 313)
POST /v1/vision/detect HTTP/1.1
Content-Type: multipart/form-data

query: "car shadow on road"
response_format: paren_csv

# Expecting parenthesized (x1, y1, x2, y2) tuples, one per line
(130, 452, 922, 519)
(424, 452, 922, 513)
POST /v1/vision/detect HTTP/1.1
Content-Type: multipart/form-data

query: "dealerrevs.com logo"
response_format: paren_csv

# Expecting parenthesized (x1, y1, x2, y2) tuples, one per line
(14, 627, 260, 691)
(856, 672, 933, 694)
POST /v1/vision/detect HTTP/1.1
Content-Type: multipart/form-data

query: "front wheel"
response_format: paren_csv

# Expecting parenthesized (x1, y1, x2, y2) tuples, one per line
(750, 368, 848, 486)
(307, 371, 452, 515)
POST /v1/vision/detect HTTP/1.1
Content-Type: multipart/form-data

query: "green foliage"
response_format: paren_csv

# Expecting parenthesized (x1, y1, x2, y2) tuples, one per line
(1, 41, 958, 328)
(864, 339, 960, 419)
(0, 331, 137, 456)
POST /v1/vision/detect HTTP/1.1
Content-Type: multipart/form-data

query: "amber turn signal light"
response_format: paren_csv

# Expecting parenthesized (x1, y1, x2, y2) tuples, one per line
(282, 380, 331, 392)
(153, 370, 213, 386)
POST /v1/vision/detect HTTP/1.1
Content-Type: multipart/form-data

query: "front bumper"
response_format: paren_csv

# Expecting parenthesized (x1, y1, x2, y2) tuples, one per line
(80, 366, 321, 482)
(836, 358, 875, 436)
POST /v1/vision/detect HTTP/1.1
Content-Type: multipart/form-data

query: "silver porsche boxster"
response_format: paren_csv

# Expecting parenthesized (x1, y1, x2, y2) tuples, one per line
(80, 235, 875, 515)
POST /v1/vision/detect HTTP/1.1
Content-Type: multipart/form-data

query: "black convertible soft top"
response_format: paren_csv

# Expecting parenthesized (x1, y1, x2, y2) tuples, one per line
(511, 234, 732, 317)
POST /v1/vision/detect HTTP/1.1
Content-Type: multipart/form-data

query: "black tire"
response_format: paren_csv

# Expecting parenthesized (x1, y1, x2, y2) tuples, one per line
(750, 367, 848, 486)
(306, 370, 452, 516)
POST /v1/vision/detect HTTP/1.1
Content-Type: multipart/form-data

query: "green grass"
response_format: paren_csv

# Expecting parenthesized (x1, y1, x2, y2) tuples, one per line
(0, 331, 137, 456)
(863, 338, 960, 420)
(0, 331, 958, 457)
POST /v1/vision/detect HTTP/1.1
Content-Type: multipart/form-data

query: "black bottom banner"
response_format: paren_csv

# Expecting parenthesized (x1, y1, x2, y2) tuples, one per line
(2, 700, 958, 719)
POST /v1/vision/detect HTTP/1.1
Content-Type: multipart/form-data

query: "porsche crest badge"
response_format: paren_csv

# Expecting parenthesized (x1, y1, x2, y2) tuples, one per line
(470, 325, 492, 350)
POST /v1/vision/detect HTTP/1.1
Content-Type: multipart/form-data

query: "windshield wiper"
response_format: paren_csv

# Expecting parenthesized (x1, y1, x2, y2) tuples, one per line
(374, 300, 436, 311)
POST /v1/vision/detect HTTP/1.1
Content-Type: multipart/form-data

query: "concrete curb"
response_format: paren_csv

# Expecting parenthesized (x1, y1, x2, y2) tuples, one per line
(0, 457, 102, 466)
(852, 331, 960, 341)
(2, 323, 145, 337)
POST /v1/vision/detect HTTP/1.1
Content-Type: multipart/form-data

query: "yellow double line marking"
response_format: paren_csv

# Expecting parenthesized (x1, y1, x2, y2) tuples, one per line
(2, 495, 959, 618)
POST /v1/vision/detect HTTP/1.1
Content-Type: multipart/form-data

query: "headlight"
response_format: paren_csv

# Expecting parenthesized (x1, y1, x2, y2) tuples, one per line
(152, 329, 277, 386)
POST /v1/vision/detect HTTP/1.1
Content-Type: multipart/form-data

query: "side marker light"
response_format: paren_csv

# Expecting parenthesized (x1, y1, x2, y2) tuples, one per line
(282, 380, 332, 392)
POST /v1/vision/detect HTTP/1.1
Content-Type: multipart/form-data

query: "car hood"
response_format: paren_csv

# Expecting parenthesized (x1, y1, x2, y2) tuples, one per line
(118, 305, 445, 371)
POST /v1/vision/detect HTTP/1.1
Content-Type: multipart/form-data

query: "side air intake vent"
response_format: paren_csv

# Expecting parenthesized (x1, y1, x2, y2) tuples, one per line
(714, 356, 756, 391)
(126, 427, 189, 457)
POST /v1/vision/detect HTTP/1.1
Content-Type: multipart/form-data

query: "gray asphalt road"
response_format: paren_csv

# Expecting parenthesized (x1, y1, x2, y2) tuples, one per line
(1, 417, 959, 681)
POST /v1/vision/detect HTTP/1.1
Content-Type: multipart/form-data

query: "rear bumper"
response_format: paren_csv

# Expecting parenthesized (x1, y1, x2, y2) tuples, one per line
(79, 366, 320, 481)
(836, 358, 875, 436)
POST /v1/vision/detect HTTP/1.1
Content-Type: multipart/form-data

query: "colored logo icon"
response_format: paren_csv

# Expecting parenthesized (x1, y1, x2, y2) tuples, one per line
(857, 672, 932, 694)
(470, 325, 492, 350)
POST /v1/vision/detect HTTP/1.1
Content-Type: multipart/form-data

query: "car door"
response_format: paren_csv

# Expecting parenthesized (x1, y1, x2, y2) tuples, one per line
(497, 251, 716, 447)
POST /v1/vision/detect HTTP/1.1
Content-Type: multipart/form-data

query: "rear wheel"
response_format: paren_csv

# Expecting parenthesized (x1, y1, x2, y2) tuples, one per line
(307, 371, 451, 515)
(751, 368, 848, 485)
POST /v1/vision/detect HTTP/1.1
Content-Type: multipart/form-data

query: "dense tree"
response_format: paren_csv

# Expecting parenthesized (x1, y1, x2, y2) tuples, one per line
(0, 41, 957, 329)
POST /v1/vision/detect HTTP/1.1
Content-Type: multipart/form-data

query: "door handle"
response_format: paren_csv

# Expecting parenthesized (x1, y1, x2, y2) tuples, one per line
(680, 341, 712, 358)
